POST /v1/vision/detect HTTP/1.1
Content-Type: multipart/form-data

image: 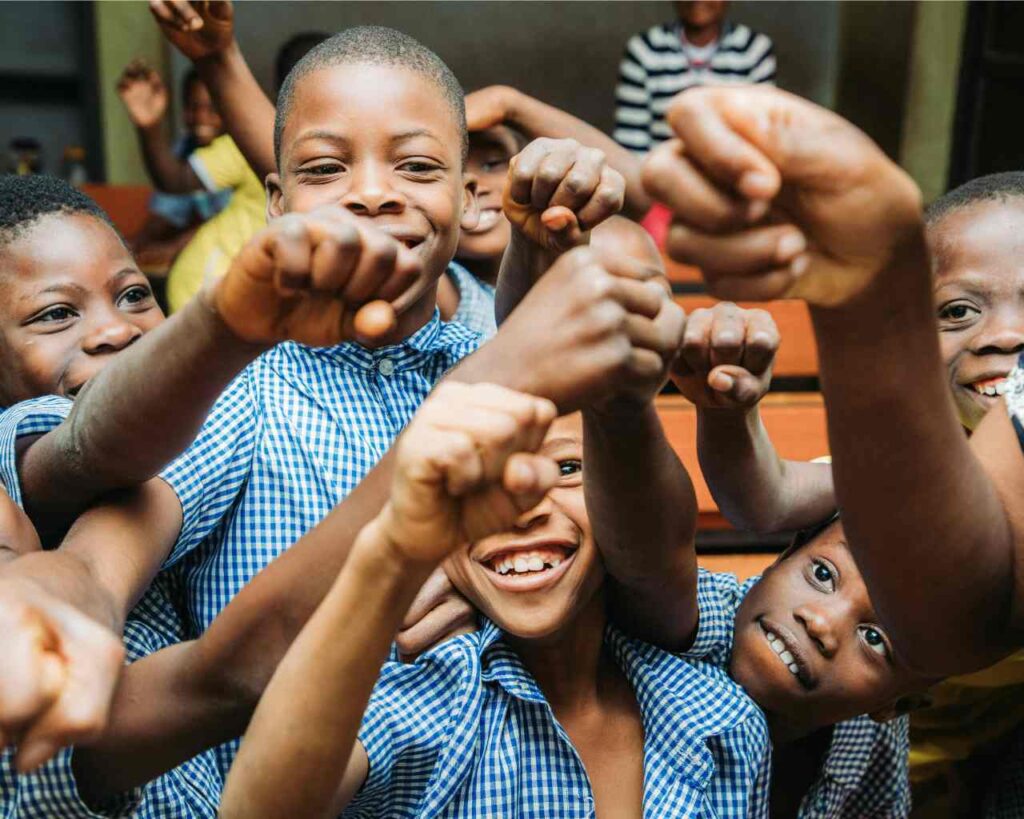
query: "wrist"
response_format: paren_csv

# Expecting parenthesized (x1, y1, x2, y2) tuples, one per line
(194, 39, 241, 72)
(352, 514, 436, 591)
(193, 285, 272, 359)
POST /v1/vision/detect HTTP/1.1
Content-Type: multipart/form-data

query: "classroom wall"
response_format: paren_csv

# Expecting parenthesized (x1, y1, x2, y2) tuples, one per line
(169, 0, 840, 136)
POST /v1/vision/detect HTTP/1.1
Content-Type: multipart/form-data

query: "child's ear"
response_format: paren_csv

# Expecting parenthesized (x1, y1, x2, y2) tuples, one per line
(460, 172, 480, 232)
(869, 692, 933, 723)
(266, 173, 285, 221)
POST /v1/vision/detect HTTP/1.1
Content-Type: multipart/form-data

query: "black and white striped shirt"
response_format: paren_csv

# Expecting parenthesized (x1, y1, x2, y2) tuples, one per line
(614, 21, 776, 154)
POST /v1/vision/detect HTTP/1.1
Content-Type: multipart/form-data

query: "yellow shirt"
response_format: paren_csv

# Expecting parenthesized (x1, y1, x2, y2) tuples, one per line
(166, 135, 266, 312)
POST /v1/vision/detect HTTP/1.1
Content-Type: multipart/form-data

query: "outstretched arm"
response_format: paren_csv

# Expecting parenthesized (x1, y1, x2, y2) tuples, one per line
(676, 302, 837, 532)
(117, 59, 202, 193)
(645, 85, 1022, 675)
(219, 384, 557, 819)
(149, 0, 276, 180)
(467, 85, 651, 218)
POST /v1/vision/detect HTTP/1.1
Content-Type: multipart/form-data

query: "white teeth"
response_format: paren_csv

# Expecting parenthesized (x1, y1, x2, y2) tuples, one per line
(527, 557, 544, 572)
(549, 557, 562, 568)
(997, 381, 1010, 396)
(788, 663, 799, 675)
(779, 650, 794, 665)
(514, 558, 529, 573)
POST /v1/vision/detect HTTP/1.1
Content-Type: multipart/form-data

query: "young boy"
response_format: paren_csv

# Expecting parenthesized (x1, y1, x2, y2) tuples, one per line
(1, 26, 682, 816)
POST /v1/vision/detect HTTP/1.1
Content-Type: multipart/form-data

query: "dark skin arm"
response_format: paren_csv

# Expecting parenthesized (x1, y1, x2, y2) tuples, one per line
(644, 84, 1024, 675)
(0, 485, 41, 565)
(148, 1, 277, 181)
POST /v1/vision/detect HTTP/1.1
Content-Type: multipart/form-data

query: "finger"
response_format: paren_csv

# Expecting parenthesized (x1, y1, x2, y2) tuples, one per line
(625, 347, 667, 384)
(167, 0, 204, 29)
(396, 598, 475, 660)
(307, 220, 362, 293)
(380, 248, 424, 314)
(666, 90, 781, 201)
(353, 301, 397, 343)
(707, 365, 768, 406)
(709, 303, 746, 368)
(575, 167, 626, 232)
(665, 221, 807, 277)
(0, 617, 58, 731)
(742, 309, 780, 376)
(642, 140, 759, 234)
(503, 453, 559, 501)
(148, 0, 180, 26)
(678, 307, 715, 376)
(266, 217, 314, 294)
(507, 139, 557, 205)
(433, 407, 535, 487)
(341, 229, 400, 304)
(531, 144, 579, 212)
(400, 568, 454, 629)
(607, 276, 666, 321)
(707, 268, 808, 303)
(550, 148, 604, 213)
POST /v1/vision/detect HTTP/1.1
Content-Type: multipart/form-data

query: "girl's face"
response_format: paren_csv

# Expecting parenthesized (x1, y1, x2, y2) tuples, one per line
(456, 127, 519, 262)
(0, 213, 164, 406)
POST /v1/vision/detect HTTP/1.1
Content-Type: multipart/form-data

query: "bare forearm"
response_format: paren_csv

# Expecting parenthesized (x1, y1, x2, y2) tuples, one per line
(221, 522, 429, 819)
(697, 407, 836, 533)
(195, 43, 276, 180)
(495, 230, 558, 323)
(21, 294, 267, 537)
(583, 403, 699, 648)
(136, 125, 199, 193)
(501, 88, 651, 218)
(73, 450, 395, 799)
(813, 233, 1018, 673)
(0, 555, 117, 631)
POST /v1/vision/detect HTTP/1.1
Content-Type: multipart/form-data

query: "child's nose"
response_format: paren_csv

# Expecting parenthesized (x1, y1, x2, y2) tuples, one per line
(513, 494, 554, 530)
(342, 167, 406, 216)
(793, 605, 840, 658)
(82, 313, 143, 355)
(973, 319, 1024, 356)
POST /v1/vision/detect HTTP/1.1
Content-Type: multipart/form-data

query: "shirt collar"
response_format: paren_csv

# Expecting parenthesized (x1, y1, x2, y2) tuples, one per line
(817, 715, 903, 790)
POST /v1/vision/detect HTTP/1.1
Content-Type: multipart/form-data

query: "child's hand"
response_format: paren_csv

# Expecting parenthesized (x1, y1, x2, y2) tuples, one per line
(148, 0, 234, 62)
(212, 207, 424, 347)
(642, 86, 923, 307)
(673, 303, 779, 410)
(464, 85, 517, 132)
(476, 247, 682, 412)
(116, 59, 168, 130)
(395, 567, 475, 661)
(379, 383, 558, 566)
(505, 138, 625, 253)
(0, 579, 124, 772)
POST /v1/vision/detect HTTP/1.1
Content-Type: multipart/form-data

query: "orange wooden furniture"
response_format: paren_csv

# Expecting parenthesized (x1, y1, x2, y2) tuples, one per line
(81, 184, 153, 240)
(698, 552, 775, 580)
(674, 295, 819, 379)
(655, 393, 829, 530)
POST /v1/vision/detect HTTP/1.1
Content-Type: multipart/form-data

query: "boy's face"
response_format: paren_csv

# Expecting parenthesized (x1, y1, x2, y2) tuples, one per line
(456, 127, 518, 261)
(443, 414, 605, 641)
(184, 80, 223, 147)
(930, 200, 1024, 431)
(730, 522, 925, 736)
(270, 63, 477, 291)
(675, 1, 728, 29)
(0, 214, 163, 406)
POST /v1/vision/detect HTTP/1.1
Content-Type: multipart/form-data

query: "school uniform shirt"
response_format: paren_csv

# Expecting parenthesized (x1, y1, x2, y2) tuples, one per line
(0, 398, 224, 819)
(166, 134, 267, 313)
(614, 21, 776, 155)
(346, 618, 768, 818)
(447, 260, 497, 338)
(689, 570, 913, 819)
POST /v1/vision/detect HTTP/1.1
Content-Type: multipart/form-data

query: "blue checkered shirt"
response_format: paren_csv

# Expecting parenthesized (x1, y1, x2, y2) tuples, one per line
(447, 261, 497, 338)
(691, 570, 912, 818)
(346, 617, 768, 818)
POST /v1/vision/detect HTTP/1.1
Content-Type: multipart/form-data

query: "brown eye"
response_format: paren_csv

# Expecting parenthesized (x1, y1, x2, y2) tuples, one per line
(558, 459, 581, 477)
(809, 559, 836, 592)
(938, 301, 979, 324)
(859, 625, 890, 658)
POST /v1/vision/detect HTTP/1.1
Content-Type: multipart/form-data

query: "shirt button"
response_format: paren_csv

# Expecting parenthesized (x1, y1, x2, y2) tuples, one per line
(377, 358, 395, 376)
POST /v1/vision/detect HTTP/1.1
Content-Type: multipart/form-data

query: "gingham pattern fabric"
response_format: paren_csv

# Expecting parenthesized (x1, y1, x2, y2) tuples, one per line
(0, 400, 222, 817)
(347, 618, 769, 818)
(1005, 353, 1024, 447)
(690, 570, 912, 818)
(447, 261, 497, 338)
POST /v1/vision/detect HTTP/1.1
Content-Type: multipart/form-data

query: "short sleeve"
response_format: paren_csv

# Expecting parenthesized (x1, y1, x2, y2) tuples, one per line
(188, 135, 250, 193)
(1004, 355, 1024, 451)
(684, 569, 752, 664)
(0, 397, 72, 507)
(158, 370, 262, 568)
(614, 35, 652, 154)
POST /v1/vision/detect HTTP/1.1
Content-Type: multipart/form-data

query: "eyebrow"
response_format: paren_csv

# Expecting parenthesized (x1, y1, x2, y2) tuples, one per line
(389, 128, 442, 147)
(293, 129, 350, 148)
(542, 437, 582, 452)
(19, 267, 141, 304)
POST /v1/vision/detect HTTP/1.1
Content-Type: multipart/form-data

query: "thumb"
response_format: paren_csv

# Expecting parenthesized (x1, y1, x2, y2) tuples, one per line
(541, 206, 583, 246)
(708, 365, 766, 405)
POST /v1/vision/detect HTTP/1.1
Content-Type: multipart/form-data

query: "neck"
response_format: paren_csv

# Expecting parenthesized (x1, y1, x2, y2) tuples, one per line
(459, 255, 501, 287)
(363, 280, 439, 348)
(683, 22, 721, 47)
(766, 710, 823, 745)
(506, 593, 609, 712)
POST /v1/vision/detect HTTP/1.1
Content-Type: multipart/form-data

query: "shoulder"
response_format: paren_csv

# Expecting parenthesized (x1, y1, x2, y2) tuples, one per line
(826, 714, 911, 812)
(0, 396, 73, 504)
(683, 569, 750, 662)
(722, 22, 774, 52)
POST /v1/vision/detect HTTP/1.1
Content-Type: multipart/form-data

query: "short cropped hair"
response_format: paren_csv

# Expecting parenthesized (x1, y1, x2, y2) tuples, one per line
(275, 31, 330, 91)
(273, 26, 467, 168)
(925, 171, 1024, 226)
(0, 174, 117, 249)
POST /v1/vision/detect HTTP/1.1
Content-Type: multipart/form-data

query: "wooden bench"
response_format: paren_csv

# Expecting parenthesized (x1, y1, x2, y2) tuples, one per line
(655, 393, 829, 530)
(81, 184, 153, 240)
(673, 295, 819, 379)
(699, 552, 775, 580)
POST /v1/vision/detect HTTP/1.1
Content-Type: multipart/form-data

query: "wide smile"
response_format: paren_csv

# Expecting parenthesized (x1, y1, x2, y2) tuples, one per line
(964, 374, 1011, 399)
(758, 617, 817, 690)
(475, 541, 577, 592)
(464, 207, 503, 235)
